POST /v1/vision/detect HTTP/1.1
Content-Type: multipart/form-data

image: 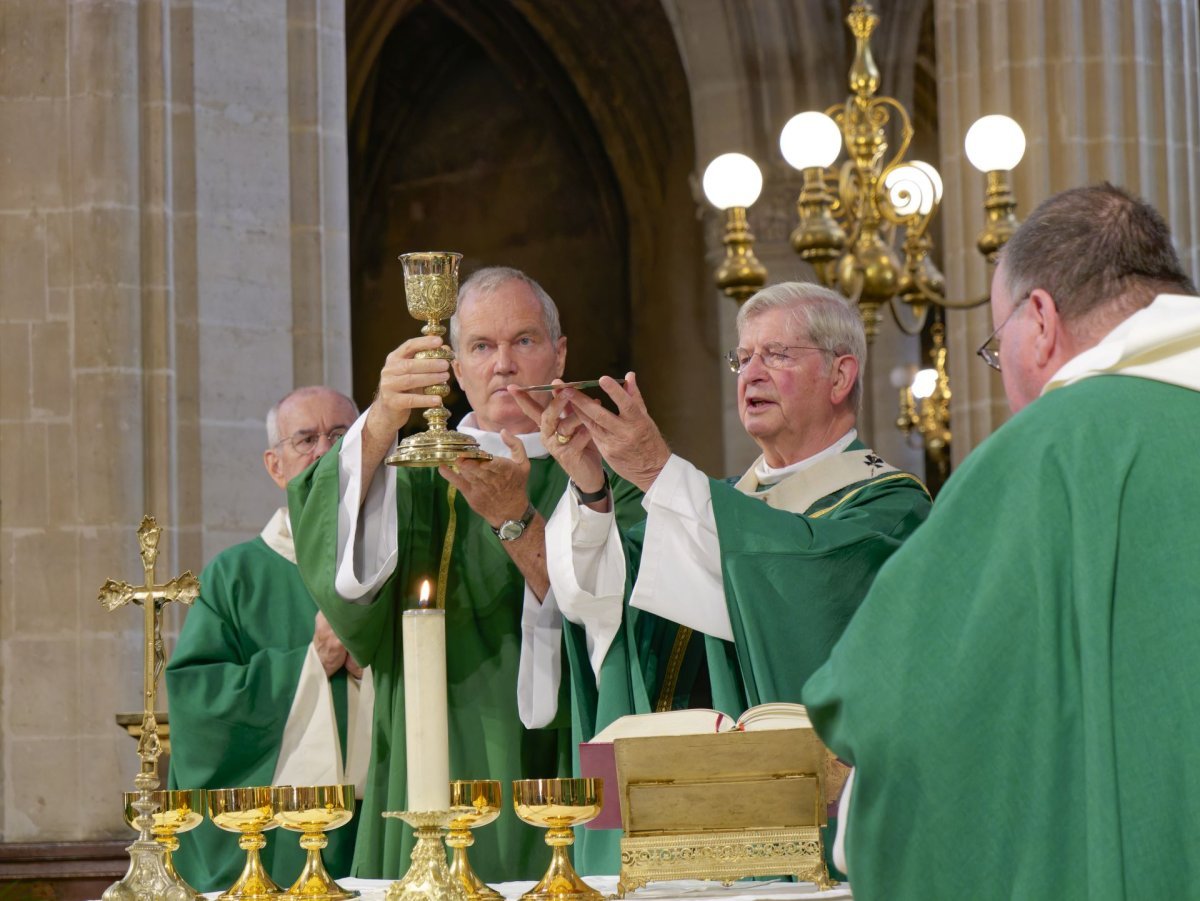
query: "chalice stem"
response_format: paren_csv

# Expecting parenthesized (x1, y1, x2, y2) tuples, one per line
(220, 837, 281, 900)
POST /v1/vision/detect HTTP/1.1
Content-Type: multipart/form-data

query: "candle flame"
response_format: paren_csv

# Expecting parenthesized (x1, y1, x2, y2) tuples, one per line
(419, 580, 432, 608)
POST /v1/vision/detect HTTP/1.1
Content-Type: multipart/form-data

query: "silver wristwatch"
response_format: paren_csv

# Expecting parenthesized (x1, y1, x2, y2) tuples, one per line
(492, 503, 536, 542)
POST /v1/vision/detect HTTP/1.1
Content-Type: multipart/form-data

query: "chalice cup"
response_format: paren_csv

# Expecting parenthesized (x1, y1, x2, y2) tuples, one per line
(208, 786, 282, 900)
(512, 778, 604, 901)
(122, 788, 205, 899)
(272, 784, 358, 901)
(386, 251, 492, 467)
(447, 780, 503, 901)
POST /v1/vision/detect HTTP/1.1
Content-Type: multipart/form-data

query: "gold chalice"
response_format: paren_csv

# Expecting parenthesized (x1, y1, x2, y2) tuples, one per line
(512, 778, 604, 901)
(122, 789, 205, 899)
(386, 251, 492, 467)
(272, 785, 358, 900)
(447, 780, 503, 901)
(208, 786, 282, 900)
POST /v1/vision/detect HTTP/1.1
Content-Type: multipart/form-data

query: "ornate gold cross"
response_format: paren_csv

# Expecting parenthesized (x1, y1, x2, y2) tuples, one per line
(99, 515, 199, 783)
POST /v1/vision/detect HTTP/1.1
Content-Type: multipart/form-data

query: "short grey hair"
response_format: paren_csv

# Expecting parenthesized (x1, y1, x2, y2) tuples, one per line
(266, 386, 358, 448)
(737, 281, 867, 412)
(449, 266, 562, 348)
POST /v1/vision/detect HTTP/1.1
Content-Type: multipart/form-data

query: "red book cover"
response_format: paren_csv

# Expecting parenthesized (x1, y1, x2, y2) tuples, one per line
(578, 741, 622, 829)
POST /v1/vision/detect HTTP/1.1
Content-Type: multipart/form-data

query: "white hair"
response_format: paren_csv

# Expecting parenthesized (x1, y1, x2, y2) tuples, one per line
(266, 386, 358, 447)
(449, 267, 562, 348)
(737, 281, 867, 412)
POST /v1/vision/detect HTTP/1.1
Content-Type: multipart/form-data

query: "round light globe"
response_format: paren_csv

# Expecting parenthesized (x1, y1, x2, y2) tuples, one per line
(911, 368, 939, 400)
(779, 111, 843, 171)
(964, 115, 1026, 172)
(702, 153, 764, 210)
(885, 160, 943, 215)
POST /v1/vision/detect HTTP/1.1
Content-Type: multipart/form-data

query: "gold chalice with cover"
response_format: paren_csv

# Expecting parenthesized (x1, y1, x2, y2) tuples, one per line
(122, 789, 205, 899)
(272, 784, 358, 900)
(208, 786, 282, 900)
(386, 251, 491, 467)
(513, 778, 604, 901)
(447, 780, 503, 901)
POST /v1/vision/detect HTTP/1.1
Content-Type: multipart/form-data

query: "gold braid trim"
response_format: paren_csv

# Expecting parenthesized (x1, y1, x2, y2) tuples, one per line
(652, 471, 928, 704)
(807, 472, 930, 518)
(436, 484, 458, 609)
(655, 626, 694, 712)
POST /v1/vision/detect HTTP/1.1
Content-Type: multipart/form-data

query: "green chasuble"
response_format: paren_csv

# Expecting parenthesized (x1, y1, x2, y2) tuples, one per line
(289, 453, 643, 882)
(166, 536, 357, 892)
(803, 376, 1200, 900)
(562, 441, 931, 873)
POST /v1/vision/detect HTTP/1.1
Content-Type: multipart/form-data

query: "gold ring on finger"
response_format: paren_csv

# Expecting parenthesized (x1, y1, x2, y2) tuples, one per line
(555, 430, 572, 445)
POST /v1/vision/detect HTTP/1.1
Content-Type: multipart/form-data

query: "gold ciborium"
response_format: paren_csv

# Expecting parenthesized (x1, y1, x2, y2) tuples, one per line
(513, 778, 604, 901)
(447, 780, 503, 901)
(272, 785, 359, 901)
(122, 789, 205, 899)
(386, 251, 492, 467)
(209, 786, 282, 900)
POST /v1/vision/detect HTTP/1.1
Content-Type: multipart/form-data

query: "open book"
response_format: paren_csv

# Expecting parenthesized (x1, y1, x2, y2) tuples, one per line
(582, 703, 812, 828)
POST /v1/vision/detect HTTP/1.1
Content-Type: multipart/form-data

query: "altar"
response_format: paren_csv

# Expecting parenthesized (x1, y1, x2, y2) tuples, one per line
(186, 876, 853, 901)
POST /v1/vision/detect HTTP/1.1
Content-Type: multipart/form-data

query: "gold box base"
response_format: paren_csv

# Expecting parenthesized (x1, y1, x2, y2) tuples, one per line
(617, 826, 834, 897)
(386, 430, 493, 468)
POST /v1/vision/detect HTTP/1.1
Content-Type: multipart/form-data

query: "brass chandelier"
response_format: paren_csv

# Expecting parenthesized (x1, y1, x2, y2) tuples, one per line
(702, 0, 1027, 471)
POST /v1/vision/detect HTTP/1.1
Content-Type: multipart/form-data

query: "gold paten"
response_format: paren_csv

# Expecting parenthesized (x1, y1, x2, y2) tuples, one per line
(209, 786, 283, 900)
(121, 789, 206, 900)
(99, 515, 201, 901)
(386, 251, 492, 468)
(447, 780, 503, 901)
(273, 785, 359, 900)
(382, 809, 469, 901)
(613, 729, 834, 897)
(512, 778, 603, 901)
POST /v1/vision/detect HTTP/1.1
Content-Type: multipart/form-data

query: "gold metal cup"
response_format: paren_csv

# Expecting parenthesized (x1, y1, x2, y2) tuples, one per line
(208, 786, 282, 900)
(512, 778, 604, 901)
(272, 785, 359, 901)
(447, 780, 503, 901)
(122, 789, 205, 899)
(386, 251, 492, 468)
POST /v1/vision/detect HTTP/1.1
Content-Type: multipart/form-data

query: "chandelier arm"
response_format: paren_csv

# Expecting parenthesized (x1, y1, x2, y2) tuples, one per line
(873, 97, 914, 173)
(937, 292, 993, 310)
(889, 295, 929, 335)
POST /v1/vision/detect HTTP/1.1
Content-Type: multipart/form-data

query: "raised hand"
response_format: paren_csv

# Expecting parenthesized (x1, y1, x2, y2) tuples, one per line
(562, 373, 670, 493)
(507, 383, 606, 494)
(439, 430, 532, 528)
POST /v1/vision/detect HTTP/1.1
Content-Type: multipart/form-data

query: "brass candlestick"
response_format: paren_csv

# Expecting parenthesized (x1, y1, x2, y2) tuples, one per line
(209, 787, 283, 900)
(386, 251, 492, 467)
(513, 778, 604, 901)
(122, 789, 206, 900)
(447, 780, 503, 901)
(99, 515, 200, 901)
(273, 784, 359, 901)
(383, 810, 469, 901)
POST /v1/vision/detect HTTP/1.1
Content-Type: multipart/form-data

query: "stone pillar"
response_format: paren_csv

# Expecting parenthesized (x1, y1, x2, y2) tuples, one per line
(0, 0, 350, 841)
(936, 0, 1200, 463)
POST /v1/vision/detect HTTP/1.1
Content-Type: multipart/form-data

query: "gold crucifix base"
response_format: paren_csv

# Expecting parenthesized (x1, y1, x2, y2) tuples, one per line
(383, 810, 469, 901)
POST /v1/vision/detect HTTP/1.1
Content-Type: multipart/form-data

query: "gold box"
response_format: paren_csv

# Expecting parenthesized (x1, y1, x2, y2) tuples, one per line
(613, 728, 833, 895)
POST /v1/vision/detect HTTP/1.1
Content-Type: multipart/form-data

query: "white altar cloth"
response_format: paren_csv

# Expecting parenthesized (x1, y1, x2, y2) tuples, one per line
(194, 875, 853, 900)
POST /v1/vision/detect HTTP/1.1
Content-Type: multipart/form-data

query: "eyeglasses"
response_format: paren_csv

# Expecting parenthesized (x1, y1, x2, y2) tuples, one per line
(976, 293, 1030, 372)
(726, 343, 834, 374)
(274, 428, 349, 454)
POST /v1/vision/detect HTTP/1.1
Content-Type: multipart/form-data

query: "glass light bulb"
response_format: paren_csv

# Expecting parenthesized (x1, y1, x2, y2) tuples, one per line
(779, 111, 843, 171)
(885, 161, 943, 216)
(702, 153, 764, 210)
(911, 368, 938, 400)
(964, 115, 1026, 172)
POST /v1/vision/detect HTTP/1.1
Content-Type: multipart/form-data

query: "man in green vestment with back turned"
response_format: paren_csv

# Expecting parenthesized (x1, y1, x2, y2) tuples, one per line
(804, 183, 1200, 900)
(167, 386, 368, 892)
(512, 281, 932, 873)
(289, 268, 643, 881)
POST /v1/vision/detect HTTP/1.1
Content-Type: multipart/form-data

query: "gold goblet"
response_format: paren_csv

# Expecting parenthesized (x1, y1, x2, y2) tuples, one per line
(386, 251, 492, 468)
(447, 780, 503, 901)
(512, 778, 604, 901)
(208, 786, 282, 900)
(272, 785, 359, 901)
(122, 789, 205, 899)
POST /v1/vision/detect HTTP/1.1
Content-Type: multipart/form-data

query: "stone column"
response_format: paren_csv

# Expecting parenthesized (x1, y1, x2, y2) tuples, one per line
(936, 0, 1200, 463)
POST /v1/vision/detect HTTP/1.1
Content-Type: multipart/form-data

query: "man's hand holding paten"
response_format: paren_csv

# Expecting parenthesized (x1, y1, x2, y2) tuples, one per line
(563, 373, 670, 493)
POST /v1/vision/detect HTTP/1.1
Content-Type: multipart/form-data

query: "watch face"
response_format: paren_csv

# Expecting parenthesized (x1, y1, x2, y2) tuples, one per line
(498, 520, 525, 541)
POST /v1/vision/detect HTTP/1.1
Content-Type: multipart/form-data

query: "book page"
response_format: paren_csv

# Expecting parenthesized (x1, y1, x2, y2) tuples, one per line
(590, 708, 733, 743)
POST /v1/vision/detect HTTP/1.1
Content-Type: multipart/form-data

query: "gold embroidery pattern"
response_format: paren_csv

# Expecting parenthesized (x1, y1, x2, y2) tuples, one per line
(436, 484, 458, 609)
(808, 471, 930, 518)
(655, 626, 694, 712)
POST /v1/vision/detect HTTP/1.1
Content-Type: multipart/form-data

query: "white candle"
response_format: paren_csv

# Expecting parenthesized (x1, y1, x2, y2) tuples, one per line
(402, 580, 450, 812)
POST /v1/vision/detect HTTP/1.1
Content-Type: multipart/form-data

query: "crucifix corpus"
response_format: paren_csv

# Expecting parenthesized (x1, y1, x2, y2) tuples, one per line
(98, 514, 200, 901)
